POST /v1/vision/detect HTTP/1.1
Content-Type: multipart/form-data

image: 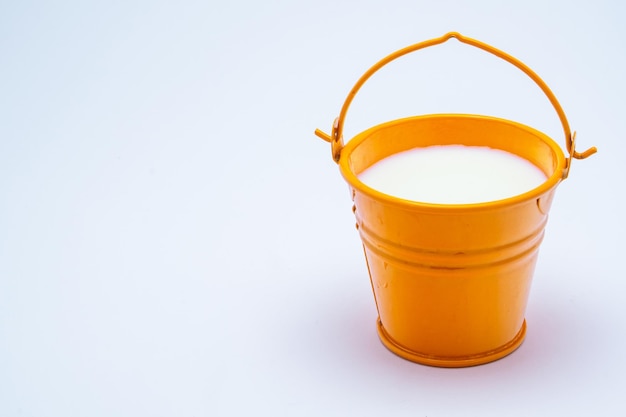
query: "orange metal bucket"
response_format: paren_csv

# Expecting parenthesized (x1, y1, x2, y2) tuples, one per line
(315, 33, 596, 367)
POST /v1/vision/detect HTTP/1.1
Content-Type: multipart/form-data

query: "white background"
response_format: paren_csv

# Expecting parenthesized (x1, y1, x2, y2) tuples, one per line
(1, 1, 624, 416)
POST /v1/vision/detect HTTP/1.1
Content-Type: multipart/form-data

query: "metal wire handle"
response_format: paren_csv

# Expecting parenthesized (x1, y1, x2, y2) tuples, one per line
(315, 32, 597, 177)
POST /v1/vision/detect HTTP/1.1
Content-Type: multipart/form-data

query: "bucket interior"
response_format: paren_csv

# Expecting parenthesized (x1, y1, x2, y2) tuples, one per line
(341, 114, 565, 200)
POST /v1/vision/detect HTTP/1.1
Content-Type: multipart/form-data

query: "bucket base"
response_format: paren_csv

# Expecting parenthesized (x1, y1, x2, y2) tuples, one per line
(376, 318, 527, 368)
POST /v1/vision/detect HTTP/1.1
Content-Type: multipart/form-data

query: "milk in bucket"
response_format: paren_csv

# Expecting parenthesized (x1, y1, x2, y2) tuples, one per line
(358, 145, 547, 204)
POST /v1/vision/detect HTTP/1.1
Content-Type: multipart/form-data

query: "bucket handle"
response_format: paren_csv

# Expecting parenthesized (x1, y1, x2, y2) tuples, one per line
(314, 32, 596, 178)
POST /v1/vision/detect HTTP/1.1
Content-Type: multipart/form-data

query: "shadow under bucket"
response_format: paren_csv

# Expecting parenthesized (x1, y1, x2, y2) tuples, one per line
(315, 33, 596, 367)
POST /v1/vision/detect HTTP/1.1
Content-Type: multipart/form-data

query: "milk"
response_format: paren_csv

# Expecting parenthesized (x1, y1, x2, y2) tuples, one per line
(357, 145, 547, 204)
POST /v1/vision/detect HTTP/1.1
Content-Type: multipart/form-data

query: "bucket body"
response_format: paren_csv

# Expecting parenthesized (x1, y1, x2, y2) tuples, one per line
(340, 114, 565, 367)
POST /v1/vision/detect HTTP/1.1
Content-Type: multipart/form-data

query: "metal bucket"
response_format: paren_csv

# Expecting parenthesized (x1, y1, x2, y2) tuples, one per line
(315, 32, 596, 367)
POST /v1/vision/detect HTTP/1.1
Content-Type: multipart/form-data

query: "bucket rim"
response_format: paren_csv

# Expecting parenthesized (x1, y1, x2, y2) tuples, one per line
(338, 113, 566, 212)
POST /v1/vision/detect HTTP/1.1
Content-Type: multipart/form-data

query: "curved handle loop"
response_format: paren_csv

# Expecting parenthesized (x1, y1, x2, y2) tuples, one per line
(315, 32, 597, 177)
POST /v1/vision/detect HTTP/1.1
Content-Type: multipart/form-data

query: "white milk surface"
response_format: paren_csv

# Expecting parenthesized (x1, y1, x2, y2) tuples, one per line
(357, 145, 548, 204)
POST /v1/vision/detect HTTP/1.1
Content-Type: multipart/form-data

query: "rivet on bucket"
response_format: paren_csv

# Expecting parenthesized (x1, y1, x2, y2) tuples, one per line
(315, 32, 596, 367)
